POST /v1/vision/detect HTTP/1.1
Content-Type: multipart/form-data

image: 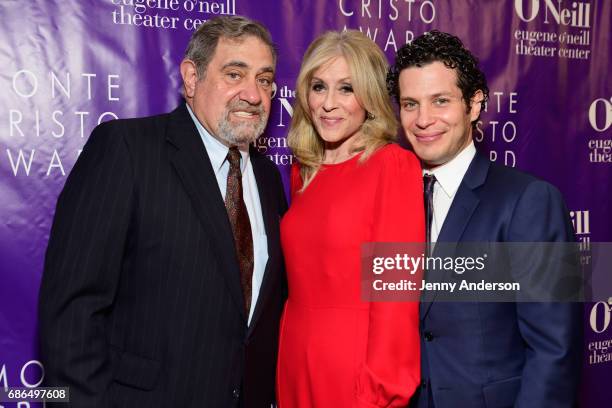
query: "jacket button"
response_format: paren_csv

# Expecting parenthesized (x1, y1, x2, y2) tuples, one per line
(232, 388, 240, 399)
(424, 331, 434, 341)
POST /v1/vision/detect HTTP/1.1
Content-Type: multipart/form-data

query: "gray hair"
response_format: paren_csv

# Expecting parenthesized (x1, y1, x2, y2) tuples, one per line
(184, 16, 276, 78)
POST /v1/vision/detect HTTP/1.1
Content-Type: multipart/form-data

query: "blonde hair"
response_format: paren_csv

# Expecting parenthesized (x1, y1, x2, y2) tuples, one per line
(288, 30, 398, 189)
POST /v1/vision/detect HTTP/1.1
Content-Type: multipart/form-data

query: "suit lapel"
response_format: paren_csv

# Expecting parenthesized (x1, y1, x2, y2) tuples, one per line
(165, 104, 246, 322)
(247, 149, 277, 335)
(420, 152, 489, 319)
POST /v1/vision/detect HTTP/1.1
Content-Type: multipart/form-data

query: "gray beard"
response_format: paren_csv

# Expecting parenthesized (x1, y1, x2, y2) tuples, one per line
(216, 111, 268, 146)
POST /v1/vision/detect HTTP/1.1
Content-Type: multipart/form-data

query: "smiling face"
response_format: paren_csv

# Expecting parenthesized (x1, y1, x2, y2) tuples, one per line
(181, 35, 275, 147)
(398, 61, 482, 169)
(307, 56, 366, 153)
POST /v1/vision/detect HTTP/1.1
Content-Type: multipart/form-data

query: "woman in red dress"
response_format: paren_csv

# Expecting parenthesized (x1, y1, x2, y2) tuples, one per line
(277, 30, 424, 407)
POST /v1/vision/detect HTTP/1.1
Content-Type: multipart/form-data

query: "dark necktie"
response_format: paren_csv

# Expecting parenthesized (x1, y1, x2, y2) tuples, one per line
(423, 174, 437, 257)
(225, 147, 254, 317)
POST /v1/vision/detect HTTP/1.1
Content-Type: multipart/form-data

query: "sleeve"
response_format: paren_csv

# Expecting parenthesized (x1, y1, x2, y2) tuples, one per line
(508, 181, 583, 408)
(355, 148, 425, 407)
(38, 122, 135, 408)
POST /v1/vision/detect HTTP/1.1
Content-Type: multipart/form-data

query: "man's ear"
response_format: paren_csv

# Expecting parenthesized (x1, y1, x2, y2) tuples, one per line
(180, 59, 198, 99)
(470, 90, 484, 122)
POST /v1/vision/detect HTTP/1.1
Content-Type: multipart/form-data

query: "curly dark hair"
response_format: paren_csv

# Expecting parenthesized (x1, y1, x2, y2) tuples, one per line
(387, 30, 489, 127)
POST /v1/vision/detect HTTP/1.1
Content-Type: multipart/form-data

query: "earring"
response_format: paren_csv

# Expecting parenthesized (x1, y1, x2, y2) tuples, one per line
(366, 112, 375, 120)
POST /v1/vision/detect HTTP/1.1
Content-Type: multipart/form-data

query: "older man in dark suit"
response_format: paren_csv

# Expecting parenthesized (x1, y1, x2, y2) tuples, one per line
(388, 31, 582, 408)
(39, 16, 286, 407)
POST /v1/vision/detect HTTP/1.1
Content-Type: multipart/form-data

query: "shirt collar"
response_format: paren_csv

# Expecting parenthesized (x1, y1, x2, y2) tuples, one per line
(423, 141, 476, 199)
(186, 103, 249, 174)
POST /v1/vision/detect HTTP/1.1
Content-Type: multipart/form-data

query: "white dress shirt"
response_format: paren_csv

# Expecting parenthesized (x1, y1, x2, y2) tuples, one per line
(187, 104, 268, 325)
(424, 142, 476, 244)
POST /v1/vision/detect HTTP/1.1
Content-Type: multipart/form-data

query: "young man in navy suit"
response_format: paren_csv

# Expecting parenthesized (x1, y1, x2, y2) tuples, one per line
(39, 16, 287, 407)
(388, 31, 582, 408)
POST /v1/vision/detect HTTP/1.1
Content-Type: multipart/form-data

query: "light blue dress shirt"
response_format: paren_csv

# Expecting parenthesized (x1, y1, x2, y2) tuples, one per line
(186, 104, 268, 325)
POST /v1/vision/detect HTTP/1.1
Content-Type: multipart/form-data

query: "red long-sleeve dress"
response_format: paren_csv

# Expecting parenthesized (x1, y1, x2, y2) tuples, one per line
(277, 144, 424, 407)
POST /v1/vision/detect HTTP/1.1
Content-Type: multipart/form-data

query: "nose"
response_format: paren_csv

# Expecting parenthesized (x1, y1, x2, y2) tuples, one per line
(415, 105, 435, 128)
(239, 78, 262, 105)
(322, 90, 337, 112)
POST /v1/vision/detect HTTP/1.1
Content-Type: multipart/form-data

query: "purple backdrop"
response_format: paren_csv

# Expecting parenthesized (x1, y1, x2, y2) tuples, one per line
(1, 0, 610, 406)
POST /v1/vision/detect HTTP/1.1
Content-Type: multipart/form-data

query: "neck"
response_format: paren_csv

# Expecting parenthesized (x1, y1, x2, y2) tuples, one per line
(323, 134, 362, 164)
(323, 149, 359, 164)
(423, 138, 473, 170)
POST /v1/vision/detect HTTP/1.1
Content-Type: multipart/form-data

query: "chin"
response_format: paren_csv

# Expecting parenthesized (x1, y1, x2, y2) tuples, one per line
(219, 120, 265, 146)
(319, 135, 340, 143)
(415, 151, 442, 165)
(320, 130, 351, 142)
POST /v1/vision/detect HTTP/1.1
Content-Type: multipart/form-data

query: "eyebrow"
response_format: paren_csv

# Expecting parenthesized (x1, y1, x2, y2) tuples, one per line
(400, 92, 453, 101)
(258, 66, 275, 75)
(222, 61, 248, 70)
(311, 76, 352, 82)
(222, 61, 275, 75)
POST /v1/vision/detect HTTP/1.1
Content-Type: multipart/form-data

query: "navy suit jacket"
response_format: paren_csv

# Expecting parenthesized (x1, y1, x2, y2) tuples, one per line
(412, 152, 582, 408)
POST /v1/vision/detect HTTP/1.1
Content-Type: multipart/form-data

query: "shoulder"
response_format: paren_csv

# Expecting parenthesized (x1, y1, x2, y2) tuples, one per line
(363, 144, 423, 195)
(93, 112, 171, 142)
(368, 143, 421, 172)
(483, 161, 570, 236)
(485, 161, 563, 202)
(372, 143, 418, 161)
(84, 112, 173, 163)
(487, 160, 537, 187)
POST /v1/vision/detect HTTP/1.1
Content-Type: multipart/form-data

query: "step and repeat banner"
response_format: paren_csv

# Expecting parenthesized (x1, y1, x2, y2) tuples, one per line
(0, 0, 610, 406)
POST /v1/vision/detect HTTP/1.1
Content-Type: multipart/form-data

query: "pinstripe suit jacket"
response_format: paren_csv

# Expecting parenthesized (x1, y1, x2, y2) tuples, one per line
(39, 103, 288, 408)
